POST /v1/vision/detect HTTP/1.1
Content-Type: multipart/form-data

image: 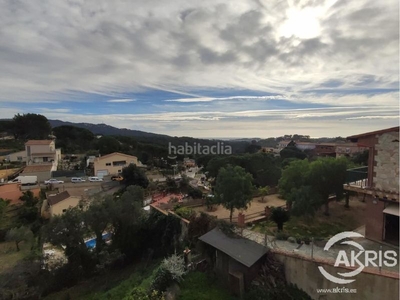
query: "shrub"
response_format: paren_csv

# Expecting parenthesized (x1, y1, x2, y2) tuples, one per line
(275, 232, 289, 240)
(150, 254, 186, 293)
(174, 207, 195, 220)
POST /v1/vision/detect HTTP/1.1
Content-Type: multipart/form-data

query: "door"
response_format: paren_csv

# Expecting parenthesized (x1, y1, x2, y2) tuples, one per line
(96, 170, 108, 178)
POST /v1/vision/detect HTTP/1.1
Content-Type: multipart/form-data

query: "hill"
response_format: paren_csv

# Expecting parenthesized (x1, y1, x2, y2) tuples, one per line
(48, 119, 170, 139)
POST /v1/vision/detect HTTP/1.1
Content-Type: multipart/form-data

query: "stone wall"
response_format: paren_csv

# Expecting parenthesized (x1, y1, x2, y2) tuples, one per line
(273, 250, 399, 300)
(374, 132, 399, 194)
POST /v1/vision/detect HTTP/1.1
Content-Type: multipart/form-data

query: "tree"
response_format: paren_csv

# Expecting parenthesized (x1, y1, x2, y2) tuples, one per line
(121, 185, 144, 205)
(351, 149, 369, 166)
(6, 226, 33, 251)
(258, 186, 270, 203)
(0, 198, 10, 220)
(270, 207, 290, 231)
(278, 158, 347, 216)
(53, 125, 95, 153)
(280, 142, 307, 160)
(278, 159, 310, 200)
(121, 164, 149, 188)
(188, 187, 203, 199)
(110, 185, 146, 259)
(97, 136, 120, 155)
(288, 186, 321, 217)
(84, 195, 113, 253)
(18, 190, 40, 224)
(42, 207, 93, 271)
(12, 113, 51, 140)
(214, 165, 254, 222)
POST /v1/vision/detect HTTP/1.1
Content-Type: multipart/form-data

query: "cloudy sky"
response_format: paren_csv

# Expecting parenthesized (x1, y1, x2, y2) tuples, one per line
(0, 0, 398, 138)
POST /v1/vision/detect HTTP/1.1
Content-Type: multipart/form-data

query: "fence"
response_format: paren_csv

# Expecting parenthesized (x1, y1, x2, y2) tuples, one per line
(346, 166, 368, 185)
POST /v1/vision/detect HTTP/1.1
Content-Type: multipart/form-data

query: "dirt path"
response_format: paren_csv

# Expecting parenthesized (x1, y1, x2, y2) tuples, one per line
(193, 194, 286, 220)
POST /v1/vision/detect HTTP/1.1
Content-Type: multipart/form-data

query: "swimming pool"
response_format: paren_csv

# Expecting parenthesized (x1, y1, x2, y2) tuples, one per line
(85, 232, 111, 249)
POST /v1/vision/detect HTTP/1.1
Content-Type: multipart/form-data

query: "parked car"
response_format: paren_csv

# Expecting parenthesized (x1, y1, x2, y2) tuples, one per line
(45, 179, 64, 185)
(88, 177, 103, 182)
(111, 175, 123, 181)
(71, 177, 86, 183)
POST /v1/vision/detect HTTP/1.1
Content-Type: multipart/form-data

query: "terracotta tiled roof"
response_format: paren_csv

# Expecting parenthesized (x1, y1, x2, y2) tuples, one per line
(347, 127, 399, 140)
(23, 165, 52, 173)
(47, 191, 71, 206)
(25, 140, 53, 146)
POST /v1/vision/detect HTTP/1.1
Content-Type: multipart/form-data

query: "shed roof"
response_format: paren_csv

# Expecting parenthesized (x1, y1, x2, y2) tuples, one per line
(199, 228, 268, 267)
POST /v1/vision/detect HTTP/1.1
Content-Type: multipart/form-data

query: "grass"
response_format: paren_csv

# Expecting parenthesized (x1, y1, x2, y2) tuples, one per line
(253, 200, 363, 240)
(179, 272, 237, 300)
(0, 240, 32, 274)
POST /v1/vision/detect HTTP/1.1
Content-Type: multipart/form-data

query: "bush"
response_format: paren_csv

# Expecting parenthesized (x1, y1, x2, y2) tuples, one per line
(150, 254, 186, 293)
(275, 232, 289, 240)
(174, 207, 195, 220)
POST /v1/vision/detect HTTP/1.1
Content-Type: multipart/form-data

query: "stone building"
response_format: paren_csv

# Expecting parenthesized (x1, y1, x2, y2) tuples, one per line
(344, 126, 399, 245)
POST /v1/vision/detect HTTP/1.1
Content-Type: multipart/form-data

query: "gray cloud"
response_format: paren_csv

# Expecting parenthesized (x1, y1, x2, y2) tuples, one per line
(0, 0, 397, 107)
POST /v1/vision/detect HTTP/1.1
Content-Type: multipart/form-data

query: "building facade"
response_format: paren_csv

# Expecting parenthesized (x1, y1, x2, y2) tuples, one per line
(25, 140, 61, 172)
(344, 127, 399, 245)
(94, 152, 139, 177)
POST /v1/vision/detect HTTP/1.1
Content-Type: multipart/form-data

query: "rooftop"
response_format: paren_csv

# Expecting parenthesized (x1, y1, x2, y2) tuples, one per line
(47, 191, 71, 206)
(347, 126, 399, 140)
(25, 140, 53, 146)
(199, 228, 268, 267)
(22, 164, 52, 173)
(96, 152, 137, 161)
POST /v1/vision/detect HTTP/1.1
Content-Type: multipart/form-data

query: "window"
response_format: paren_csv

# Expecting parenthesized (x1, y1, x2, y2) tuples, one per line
(17, 156, 22, 161)
(106, 163, 111, 166)
(62, 209, 67, 213)
(118, 170, 122, 173)
(43, 157, 48, 162)
(113, 160, 127, 166)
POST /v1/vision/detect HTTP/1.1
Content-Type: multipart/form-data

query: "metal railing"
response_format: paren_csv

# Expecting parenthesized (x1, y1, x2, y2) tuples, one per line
(345, 166, 368, 187)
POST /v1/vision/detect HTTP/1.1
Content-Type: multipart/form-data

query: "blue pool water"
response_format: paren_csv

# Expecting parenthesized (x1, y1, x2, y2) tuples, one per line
(85, 233, 111, 249)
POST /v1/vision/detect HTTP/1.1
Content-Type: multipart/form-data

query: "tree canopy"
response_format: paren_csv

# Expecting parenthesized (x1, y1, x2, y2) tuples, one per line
(121, 164, 149, 188)
(278, 157, 348, 216)
(12, 113, 52, 140)
(214, 165, 254, 222)
(207, 153, 281, 187)
(53, 125, 95, 153)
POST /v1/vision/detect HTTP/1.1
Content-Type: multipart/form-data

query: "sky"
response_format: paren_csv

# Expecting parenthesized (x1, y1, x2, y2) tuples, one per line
(0, 0, 398, 138)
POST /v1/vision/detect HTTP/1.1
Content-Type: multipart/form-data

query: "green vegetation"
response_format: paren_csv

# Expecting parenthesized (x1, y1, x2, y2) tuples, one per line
(179, 272, 237, 300)
(0, 240, 33, 274)
(207, 152, 281, 187)
(174, 207, 195, 220)
(279, 157, 348, 216)
(12, 113, 52, 140)
(214, 165, 254, 222)
(270, 207, 290, 231)
(254, 215, 352, 240)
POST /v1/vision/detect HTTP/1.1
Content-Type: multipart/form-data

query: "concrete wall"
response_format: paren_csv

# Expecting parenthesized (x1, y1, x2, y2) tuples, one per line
(365, 195, 385, 242)
(374, 132, 399, 193)
(273, 250, 399, 300)
(50, 196, 81, 217)
(6, 150, 27, 163)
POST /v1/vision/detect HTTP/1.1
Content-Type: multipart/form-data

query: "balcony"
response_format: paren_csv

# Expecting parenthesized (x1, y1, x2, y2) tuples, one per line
(344, 166, 368, 192)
